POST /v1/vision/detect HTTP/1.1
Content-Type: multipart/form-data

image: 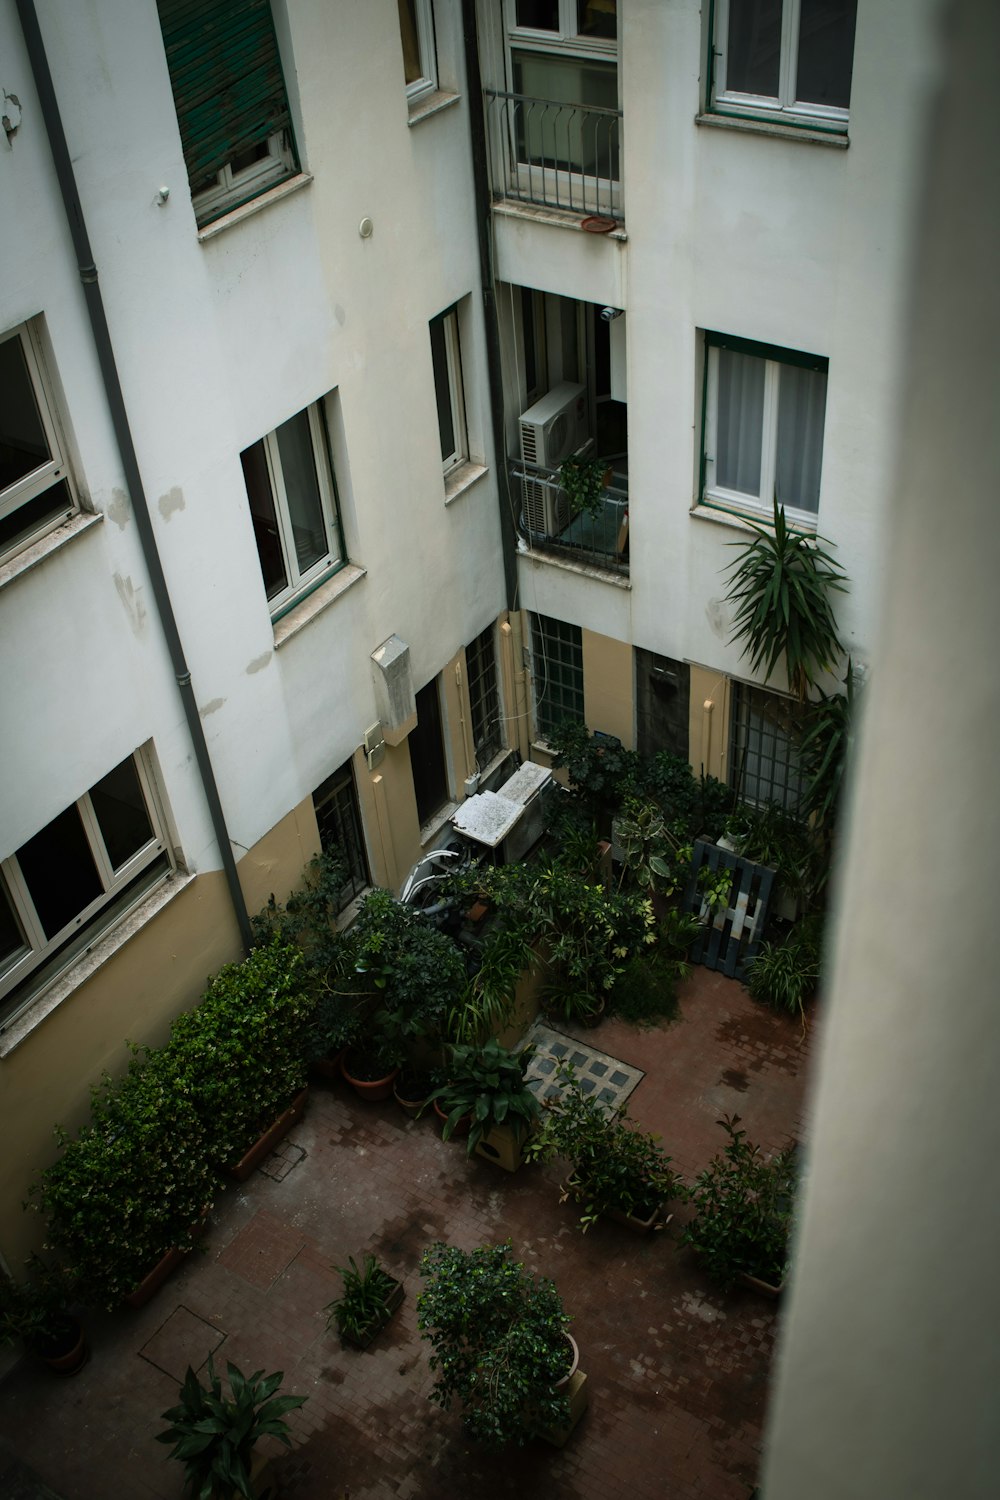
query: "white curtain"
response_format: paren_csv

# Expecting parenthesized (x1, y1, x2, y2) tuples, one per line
(776, 364, 826, 513)
(717, 348, 764, 496)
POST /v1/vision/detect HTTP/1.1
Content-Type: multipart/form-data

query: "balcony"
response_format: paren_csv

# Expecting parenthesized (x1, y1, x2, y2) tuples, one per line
(484, 89, 623, 223)
(512, 460, 629, 576)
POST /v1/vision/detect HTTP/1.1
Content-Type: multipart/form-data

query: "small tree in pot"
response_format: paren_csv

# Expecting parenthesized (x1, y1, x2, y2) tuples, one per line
(681, 1114, 798, 1291)
(417, 1241, 573, 1448)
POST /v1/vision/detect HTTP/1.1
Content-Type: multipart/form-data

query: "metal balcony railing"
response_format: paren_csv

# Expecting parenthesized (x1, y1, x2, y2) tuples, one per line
(511, 461, 629, 575)
(484, 89, 623, 222)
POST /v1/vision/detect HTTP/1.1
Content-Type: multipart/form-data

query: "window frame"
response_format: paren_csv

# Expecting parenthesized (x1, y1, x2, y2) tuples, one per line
(506, 1, 618, 58)
(430, 307, 469, 477)
(399, 0, 439, 104)
(313, 761, 371, 910)
(466, 626, 504, 770)
(1, 750, 171, 1019)
(530, 612, 584, 742)
(0, 321, 77, 564)
(728, 681, 806, 811)
(708, 0, 855, 134)
(700, 330, 828, 530)
(242, 397, 347, 621)
(190, 131, 296, 223)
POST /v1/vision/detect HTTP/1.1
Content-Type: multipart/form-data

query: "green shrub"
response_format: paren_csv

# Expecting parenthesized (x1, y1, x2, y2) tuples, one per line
(165, 937, 311, 1166)
(681, 1115, 797, 1289)
(31, 1047, 214, 1309)
(745, 917, 822, 1019)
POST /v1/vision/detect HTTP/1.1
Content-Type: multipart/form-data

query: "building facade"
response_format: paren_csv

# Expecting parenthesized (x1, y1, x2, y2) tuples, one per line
(0, 0, 938, 1270)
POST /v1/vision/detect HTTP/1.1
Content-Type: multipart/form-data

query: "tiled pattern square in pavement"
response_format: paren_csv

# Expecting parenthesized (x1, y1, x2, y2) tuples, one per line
(523, 1020, 644, 1109)
(138, 1305, 225, 1381)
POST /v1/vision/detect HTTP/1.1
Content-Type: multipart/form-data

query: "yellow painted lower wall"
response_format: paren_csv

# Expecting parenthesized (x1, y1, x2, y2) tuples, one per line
(687, 664, 733, 783)
(582, 629, 635, 748)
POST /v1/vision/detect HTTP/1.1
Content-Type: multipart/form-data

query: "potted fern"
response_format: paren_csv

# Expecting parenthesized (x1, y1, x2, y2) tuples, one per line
(156, 1356, 306, 1499)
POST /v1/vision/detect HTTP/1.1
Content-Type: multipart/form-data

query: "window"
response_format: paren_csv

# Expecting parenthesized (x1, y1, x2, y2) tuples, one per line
(240, 399, 345, 617)
(466, 626, 504, 769)
(398, 0, 438, 103)
(313, 762, 370, 908)
(710, 0, 857, 130)
(729, 683, 805, 810)
(531, 613, 584, 740)
(157, 0, 298, 226)
(0, 322, 76, 563)
(429, 308, 468, 475)
(1, 751, 171, 1021)
(410, 679, 450, 826)
(506, 0, 619, 185)
(702, 332, 828, 526)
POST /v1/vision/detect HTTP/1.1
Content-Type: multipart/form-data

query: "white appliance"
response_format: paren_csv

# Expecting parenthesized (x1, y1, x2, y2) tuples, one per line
(518, 381, 587, 536)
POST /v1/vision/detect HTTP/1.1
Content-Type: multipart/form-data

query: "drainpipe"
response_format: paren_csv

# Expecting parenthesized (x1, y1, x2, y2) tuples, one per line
(462, 0, 518, 610)
(16, 0, 254, 954)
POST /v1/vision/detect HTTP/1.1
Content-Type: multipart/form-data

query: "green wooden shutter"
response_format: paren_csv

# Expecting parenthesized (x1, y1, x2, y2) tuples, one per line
(157, 0, 295, 188)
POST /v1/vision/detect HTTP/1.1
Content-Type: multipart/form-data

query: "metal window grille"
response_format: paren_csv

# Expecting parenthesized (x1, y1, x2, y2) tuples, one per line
(312, 763, 369, 907)
(466, 627, 503, 769)
(531, 613, 584, 740)
(729, 682, 806, 812)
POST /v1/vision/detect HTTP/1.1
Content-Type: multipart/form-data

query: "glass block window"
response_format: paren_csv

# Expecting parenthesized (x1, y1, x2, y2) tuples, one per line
(531, 613, 584, 740)
(312, 762, 370, 908)
(466, 626, 503, 769)
(729, 682, 805, 811)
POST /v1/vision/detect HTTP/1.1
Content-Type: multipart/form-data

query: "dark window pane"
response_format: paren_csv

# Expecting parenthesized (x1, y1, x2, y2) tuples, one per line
(578, 0, 616, 40)
(430, 314, 456, 461)
(274, 410, 328, 576)
(410, 680, 449, 826)
(0, 882, 25, 969)
(726, 0, 782, 97)
(91, 757, 154, 871)
(796, 0, 856, 107)
(729, 683, 805, 810)
(0, 480, 73, 556)
(313, 765, 370, 905)
(241, 439, 288, 600)
(398, 0, 422, 83)
(0, 336, 51, 491)
(531, 613, 583, 739)
(17, 805, 102, 940)
(467, 627, 502, 767)
(515, 0, 559, 29)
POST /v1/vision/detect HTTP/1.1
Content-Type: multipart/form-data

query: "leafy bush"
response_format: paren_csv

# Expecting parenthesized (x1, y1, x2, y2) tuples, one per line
(251, 846, 348, 988)
(156, 1356, 305, 1499)
(745, 917, 822, 1019)
(31, 1047, 214, 1309)
(417, 1241, 572, 1448)
(165, 937, 311, 1166)
(608, 911, 700, 1027)
(681, 1115, 797, 1288)
(526, 1066, 683, 1229)
(326, 1254, 399, 1346)
(426, 1039, 539, 1155)
(546, 722, 640, 823)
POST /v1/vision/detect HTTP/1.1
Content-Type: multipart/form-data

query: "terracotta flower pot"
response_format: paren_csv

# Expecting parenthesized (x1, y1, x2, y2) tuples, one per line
(37, 1315, 89, 1376)
(226, 1088, 309, 1182)
(341, 1051, 399, 1102)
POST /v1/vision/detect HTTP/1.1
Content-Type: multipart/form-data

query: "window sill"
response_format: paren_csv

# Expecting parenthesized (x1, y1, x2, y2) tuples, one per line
(272, 562, 367, 648)
(0, 510, 102, 594)
(0, 871, 194, 1057)
(492, 199, 628, 240)
(695, 112, 849, 149)
(420, 801, 461, 848)
(516, 538, 631, 589)
(408, 89, 461, 127)
(690, 502, 817, 536)
(444, 460, 489, 505)
(197, 173, 313, 242)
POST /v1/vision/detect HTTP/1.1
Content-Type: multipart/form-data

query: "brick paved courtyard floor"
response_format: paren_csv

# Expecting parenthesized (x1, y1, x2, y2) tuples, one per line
(0, 968, 814, 1500)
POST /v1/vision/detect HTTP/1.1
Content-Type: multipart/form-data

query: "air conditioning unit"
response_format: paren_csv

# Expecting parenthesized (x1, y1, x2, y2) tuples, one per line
(518, 382, 587, 469)
(521, 474, 570, 538)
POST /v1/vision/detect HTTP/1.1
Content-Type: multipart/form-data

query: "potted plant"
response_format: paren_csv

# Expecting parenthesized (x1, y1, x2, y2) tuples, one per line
(417, 1240, 580, 1449)
(156, 1356, 306, 1499)
(424, 1038, 540, 1170)
(697, 864, 734, 923)
(613, 795, 694, 915)
(393, 1068, 435, 1117)
(558, 453, 611, 520)
(325, 1254, 404, 1349)
(744, 917, 822, 1025)
(525, 1066, 684, 1231)
(680, 1114, 798, 1294)
(0, 1261, 88, 1375)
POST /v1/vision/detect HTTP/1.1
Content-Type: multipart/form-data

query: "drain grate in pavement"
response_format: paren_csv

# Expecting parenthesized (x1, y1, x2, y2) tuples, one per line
(260, 1139, 307, 1181)
(522, 1021, 643, 1111)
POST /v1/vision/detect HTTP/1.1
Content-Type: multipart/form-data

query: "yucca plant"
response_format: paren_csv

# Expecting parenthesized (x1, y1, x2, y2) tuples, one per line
(156, 1356, 305, 1499)
(724, 497, 847, 700)
(799, 659, 857, 834)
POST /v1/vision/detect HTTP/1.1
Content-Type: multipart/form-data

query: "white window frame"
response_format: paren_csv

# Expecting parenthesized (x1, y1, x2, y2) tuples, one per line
(712, 0, 853, 130)
(430, 307, 469, 476)
(400, 0, 439, 104)
(243, 399, 345, 617)
(191, 130, 296, 222)
(506, 0, 617, 57)
(0, 322, 76, 562)
(703, 338, 826, 530)
(0, 750, 171, 1014)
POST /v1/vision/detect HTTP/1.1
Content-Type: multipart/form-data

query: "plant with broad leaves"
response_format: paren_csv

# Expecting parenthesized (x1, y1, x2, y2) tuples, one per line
(559, 453, 610, 519)
(156, 1356, 305, 1499)
(417, 1241, 572, 1448)
(424, 1038, 539, 1155)
(614, 796, 693, 898)
(723, 496, 847, 700)
(698, 864, 733, 913)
